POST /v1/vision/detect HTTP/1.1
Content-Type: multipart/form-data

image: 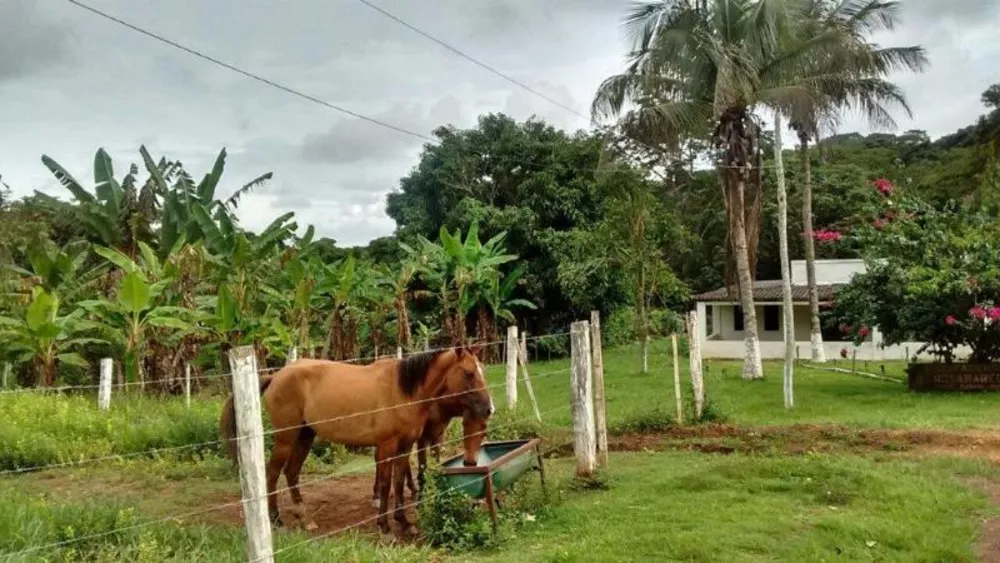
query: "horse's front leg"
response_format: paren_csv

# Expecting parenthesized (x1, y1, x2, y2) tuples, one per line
(393, 441, 418, 537)
(375, 442, 395, 542)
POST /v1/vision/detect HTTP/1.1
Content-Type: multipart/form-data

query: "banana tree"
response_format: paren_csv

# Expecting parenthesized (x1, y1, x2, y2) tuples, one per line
(0, 287, 103, 387)
(38, 148, 179, 258)
(80, 245, 196, 386)
(480, 265, 536, 347)
(376, 254, 425, 351)
(5, 239, 105, 305)
(150, 146, 273, 261)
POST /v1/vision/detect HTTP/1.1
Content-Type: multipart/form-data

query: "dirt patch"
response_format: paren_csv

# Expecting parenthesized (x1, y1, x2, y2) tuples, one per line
(205, 473, 422, 541)
(975, 481, 1000, 563)
(610, 424, 1000, 463)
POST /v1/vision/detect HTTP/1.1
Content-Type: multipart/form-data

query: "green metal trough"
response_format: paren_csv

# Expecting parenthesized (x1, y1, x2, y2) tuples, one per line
(438, 439, 545, 525)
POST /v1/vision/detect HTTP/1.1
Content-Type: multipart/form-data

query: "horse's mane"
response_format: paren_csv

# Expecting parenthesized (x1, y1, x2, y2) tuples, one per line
(397, 350, 448, 397)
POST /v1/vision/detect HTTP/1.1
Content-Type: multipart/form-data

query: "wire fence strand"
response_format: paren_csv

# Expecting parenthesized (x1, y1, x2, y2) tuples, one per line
(0, 365, 572, 476)
(1, 403, 573, 560)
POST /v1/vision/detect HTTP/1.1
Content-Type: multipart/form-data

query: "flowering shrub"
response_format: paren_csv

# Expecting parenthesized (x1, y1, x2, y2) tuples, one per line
(834, 187, 1000, 363)
(813, 229, 842, 243)
(873, 178, 894, 196)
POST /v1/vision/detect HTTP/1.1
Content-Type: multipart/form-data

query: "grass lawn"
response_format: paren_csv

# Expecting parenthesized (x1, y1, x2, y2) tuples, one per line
(2, 450, 997, 562)
(3, 339, 1000, 561)
(468, 451, 999, 562)
(494, 338, 1000, 431)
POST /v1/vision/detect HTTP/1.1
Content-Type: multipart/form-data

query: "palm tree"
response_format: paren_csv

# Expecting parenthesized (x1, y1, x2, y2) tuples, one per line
(594, 0, 814, 379)
(780, 0, 927, 362)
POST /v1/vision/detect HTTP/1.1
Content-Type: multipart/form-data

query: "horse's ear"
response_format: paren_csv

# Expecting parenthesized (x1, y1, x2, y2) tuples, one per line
(466, 343, 484, 359)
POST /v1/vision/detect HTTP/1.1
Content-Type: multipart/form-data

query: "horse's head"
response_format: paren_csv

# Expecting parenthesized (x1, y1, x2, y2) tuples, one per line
(440, 344, 494, 421)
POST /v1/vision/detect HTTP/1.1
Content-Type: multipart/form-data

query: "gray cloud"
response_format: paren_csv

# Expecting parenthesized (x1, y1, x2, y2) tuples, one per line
(0, 1, 73, 80)
(300, 96, 464, 164)
(1, 0, 997, 246)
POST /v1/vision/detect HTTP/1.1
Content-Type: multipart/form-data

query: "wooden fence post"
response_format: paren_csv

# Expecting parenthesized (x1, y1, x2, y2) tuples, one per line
(286, 347, 298, 365)
(228, 346, 274, 563)
(590, 311, 608, 467)
(1, 362, 9, 390)
(687, 311, 705, 421)
(395, 346, 403, 360)
(570, 320, 596, 477)
(505, 326, 519, 410)
(184, 363, 192, 408)
(671, 334, 683, 424)
(98, 358, 113, 411)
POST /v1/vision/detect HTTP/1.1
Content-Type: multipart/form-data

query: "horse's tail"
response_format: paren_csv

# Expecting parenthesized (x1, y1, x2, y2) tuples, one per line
(220, 375, 275, 466)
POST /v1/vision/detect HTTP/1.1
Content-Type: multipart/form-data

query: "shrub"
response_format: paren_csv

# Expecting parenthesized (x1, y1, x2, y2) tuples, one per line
(836, 186, 1000, 363)
(417, 470, 498, 551)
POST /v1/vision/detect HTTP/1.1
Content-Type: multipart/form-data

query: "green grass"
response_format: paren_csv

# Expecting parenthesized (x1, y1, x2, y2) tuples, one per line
(3, 340, 1000, 561)
(468, 451, 999, 562)
(0, 393, 224, 472)
(1, 451, 996, 562)
(491, 338, 1000, 431)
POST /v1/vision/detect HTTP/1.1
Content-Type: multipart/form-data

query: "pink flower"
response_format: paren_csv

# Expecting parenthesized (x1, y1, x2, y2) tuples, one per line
(989, 307, 1000, 321)
(945, 315, 957, 326)
(970, 306, 987, 320)
(858, 326, 870, 338)
(840, 348, 849, 359)
(814, 229, 842, 243)
(873, 178, 894, 196)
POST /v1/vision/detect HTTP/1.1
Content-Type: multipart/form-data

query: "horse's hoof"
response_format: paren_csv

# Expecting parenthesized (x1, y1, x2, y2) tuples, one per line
(404, 524, 419, 538)
(271, 516, 285, 528)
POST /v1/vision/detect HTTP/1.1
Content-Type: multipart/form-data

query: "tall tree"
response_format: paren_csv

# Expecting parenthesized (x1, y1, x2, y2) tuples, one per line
(594, 0, 837, 379)
(782, 0, 927, 362)
(773, 114, 795, 408)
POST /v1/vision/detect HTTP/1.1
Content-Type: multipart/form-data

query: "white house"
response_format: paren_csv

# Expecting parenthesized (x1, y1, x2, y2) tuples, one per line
(691, 259, 966, 361)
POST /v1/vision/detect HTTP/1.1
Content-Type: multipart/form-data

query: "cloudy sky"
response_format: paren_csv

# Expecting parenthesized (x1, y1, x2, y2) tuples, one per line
(2, 0, 998, 245)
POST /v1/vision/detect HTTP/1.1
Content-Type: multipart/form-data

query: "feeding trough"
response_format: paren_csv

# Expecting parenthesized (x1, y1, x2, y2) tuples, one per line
(438, 438, 545, 525)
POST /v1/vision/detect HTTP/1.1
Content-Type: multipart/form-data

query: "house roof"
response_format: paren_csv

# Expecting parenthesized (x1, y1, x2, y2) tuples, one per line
(693, 280, 842, 303)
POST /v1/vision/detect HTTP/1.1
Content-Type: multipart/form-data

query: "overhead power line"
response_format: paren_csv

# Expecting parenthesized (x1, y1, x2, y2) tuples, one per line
(355, 0, 589, 122)
(67, 0, 435, 143)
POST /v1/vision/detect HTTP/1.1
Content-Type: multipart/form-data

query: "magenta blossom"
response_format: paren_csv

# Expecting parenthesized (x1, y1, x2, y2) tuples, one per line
(814, 229, 842, 243)
(990, 307, 1000, 321)
(840, 348, 849, 359)
(970, 306, 988, 320)
(873, 178, 894, 196)
(945, 315, 957, 326)
(858, 326, 870, 338)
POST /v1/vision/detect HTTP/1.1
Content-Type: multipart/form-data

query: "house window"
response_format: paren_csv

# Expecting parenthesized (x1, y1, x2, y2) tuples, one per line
(733, 306, 744, 331)
(764, 305, 780, 332)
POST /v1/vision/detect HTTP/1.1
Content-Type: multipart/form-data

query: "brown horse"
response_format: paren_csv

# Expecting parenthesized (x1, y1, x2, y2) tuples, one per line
(371, 397, 489, 507)
(219, 346, 493, 538)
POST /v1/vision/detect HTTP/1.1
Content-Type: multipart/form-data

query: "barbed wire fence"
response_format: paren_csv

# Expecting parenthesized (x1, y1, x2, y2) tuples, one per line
(1, 320, 608, 562)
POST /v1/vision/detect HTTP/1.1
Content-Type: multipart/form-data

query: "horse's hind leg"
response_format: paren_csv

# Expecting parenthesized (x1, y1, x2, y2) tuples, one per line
(375, 442, 396, 542)
(266, 429, 298, 526)
(393, 442, 418, 537)
(284, 425, 315, 506)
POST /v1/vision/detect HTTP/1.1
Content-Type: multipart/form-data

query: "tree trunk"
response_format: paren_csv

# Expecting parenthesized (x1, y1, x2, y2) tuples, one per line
(775, 115, 795, 408)
(719, 110, 763, 380)
(799, 133, 826, 363)
(638, 264, 649, 374)
(641, 336, 649, 374)
(732, 177, 764, 380)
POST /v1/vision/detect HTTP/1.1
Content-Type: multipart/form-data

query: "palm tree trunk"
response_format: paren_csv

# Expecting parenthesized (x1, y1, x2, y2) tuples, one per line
(720, 111, 763, 380)
(799, 133, 826, 363)
(775, 115, 795, 408)
(731, 179, 764, 380)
